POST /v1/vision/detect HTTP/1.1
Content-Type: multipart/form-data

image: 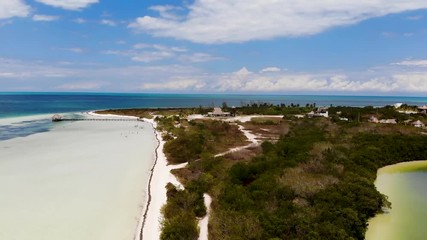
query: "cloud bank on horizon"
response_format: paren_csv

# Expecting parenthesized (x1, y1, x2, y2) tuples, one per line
(129, 0, 427, 43)
(1, 0, 427, 95)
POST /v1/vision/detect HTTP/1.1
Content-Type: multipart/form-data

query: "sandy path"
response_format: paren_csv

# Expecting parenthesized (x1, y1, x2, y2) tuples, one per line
(92, 112, 263, 240)
(198, 194, 212, 240)
(200, 123, 259, 239)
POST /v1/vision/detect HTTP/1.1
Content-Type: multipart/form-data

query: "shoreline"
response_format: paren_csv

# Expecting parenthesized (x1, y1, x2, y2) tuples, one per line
(134, 120, 161, 240)
(136, 118, 162, 240)
(87, 111, 159, 240)
(84, 111, 157, 240)
(377, 160, 427, 174)
(138, 118, 185, 240)
(366, 160, 427, 240)
(90, 111, 263, 240)
(0, 111, 154, 240)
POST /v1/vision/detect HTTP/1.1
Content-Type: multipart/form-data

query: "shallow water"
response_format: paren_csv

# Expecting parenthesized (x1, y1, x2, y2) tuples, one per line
(0, 115, 156, 240)
(365, 161, 427, 240)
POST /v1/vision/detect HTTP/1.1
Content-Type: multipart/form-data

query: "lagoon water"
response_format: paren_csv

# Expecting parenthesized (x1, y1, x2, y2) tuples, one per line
(366, 161, 427, 240)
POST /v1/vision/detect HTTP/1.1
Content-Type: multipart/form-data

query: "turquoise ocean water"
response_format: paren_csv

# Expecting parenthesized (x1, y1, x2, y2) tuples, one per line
(0, 92, 426, 140)
(1, 92, 427, 118)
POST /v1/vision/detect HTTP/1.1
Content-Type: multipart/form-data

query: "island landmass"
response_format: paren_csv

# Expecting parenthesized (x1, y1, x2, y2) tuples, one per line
(97, 102, 427, 240)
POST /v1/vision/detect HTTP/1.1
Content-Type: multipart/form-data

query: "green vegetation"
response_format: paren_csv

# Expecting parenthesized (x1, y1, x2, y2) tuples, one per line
(329, 105, 427, 123)
(161, 183, 205, 240)
(223, 102, 316, 116)
(158, 118, 247, 240)
(98, 106, 427, 240)
(172, 118, 427, 240)
(250, 117, 283, 125)
(159, 118, 247, 164)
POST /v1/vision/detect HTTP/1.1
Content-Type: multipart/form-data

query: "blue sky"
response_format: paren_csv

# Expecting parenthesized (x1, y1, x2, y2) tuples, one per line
(1, 0, 427, 95)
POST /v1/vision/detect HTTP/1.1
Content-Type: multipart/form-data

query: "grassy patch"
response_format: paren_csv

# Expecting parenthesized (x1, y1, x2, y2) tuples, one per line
(250, 117, 283, 125)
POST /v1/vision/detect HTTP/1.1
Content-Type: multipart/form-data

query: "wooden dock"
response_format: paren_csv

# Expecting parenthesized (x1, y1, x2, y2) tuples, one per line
(51, 114, 143, 122)
(58, 118, 141, 122)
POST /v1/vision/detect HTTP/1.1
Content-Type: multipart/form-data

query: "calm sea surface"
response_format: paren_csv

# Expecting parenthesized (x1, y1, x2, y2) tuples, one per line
(2, 93, 426, 140)
(1, 92, 427, 118)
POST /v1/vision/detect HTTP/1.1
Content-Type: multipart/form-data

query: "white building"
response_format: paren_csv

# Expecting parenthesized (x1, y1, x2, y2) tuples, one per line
(412, 120, 425, 128)
(307, 107, 329, 118)
(207, 107, 231, 117)
(368, 116, 379, 123)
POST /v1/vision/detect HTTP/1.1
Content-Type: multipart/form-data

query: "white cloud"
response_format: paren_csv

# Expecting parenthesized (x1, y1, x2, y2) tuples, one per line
(0, 57, 202, 91)
(73, 18, 86, 24)
(393, 73, 427, 92)
(132, 51, 175, 63)
(212, 69, 404, 92)
(55, 47, 84, 53)
(3, 57, 427, 94)
(32, 14, 59, 21)
(132, 43, 151, 49)
(407, 15, 423, 20)
(130, 0, 427, 44)
(149, 5, 183, 20)
(0, 0, 30, 19)
(35, 0, 98, 10)
(104, 44, 222, 63)
(179, 53, 223, 63)
(100, 19, 117, 26)
(56, 82, 106, 90)
(0, 57, 74, 79)
(68, 48, 84, 53)
(393, 59, 427, 67)
(0, 20, 13, 27)
(141, 78, 205, 90)
(103, 49, 175, 63)
(260, 67, 281, 73)
(0, 72, 18, 77)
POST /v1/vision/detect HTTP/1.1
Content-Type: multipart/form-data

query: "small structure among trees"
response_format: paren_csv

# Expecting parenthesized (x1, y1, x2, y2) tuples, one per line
(307, 107, 329, 118)
(52, 114, 63, 122)
(418, 106, 427, 114)
(412, 120, 425, 128)
(207, 107, 231, 117)
(368, 116, 379, 123)
(379, 119, 397, 124)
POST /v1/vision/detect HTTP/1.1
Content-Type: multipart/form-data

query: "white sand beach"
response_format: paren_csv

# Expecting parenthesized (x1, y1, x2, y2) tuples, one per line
(85, 113, 191, 240)
(137, 118, 186, 240)
(79, 113, 265, 240)
(0, 113, 157, 240)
